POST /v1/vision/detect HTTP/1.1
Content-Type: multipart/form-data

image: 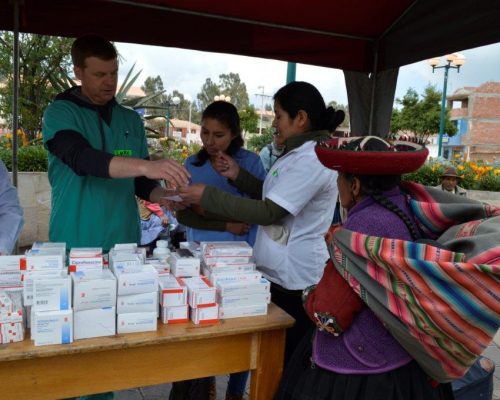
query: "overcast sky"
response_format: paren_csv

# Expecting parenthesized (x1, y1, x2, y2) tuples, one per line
(115, 41, 500, 109)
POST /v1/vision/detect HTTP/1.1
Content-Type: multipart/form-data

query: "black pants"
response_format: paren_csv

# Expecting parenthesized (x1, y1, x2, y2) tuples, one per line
(270, 283, 314, 368)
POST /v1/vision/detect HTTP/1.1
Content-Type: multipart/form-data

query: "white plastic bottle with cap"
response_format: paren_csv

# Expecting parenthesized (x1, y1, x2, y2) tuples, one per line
(153, 240, 171, 262)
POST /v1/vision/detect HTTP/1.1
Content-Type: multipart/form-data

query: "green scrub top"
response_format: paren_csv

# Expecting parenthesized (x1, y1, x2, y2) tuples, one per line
(42, 98, 149, 252)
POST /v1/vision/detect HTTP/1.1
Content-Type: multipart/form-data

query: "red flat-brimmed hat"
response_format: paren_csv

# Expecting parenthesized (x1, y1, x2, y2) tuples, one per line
(315, 136, 428, 175)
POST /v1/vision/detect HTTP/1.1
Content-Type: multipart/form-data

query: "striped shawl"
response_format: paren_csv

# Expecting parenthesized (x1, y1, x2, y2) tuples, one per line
(329, 181, 500, 382)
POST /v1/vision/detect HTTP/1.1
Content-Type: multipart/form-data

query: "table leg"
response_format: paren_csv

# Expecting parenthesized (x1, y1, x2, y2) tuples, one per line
(249, 328, 286, 400)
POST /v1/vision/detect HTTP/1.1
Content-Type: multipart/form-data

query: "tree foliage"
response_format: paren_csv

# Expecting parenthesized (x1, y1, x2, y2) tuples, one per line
(196, 73, 249, 111)
(390, 85, 457, 143)
(246, 126, 273, 153)
(0, 33, 73, 141)
(238, 105, 259, 134)
(197, 78, 220, 111)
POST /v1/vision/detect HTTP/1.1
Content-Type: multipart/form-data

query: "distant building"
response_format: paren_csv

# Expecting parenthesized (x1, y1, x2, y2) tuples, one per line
(447, 82, 500, 162)
(169, 118, 202, 144)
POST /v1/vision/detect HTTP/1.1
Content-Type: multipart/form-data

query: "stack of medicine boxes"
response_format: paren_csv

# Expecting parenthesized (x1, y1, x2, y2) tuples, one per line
(110, 244, 158, 334)
(201, 241, 271, 319)
(24, 243, 73, 346)
(70, 248, 117, 340)
(0, 255, 24, 343)
(166, 248, 218, 324)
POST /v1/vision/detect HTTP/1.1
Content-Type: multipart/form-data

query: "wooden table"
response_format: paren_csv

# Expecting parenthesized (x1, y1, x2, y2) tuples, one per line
(0, 303, 294, 399)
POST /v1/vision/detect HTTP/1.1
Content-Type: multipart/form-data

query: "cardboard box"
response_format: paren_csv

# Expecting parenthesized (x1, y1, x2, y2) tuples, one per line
(216, 278, 271, 296)
(69, 247, 103, 272)
(158, 276, 187, 307)
(0, 321, 24, 343)
(145, 258, 170, 276)
(31, 242, 66, 251)
(217, 292, 271, 308)
(219, 303, 268, 319)
(23, 270, 67, 306)
(204, 262, 256, 275)
(160, 304, 189, 324)
(72, 269, 117, 311)
(74, 307, 116, 339)
(0, 255, 24, 272)
(179, 241, 201, 255)
(200, 241, 253, 257)
(190, 304, 219, 325)
(32, 309, 73, 346)
(170, 251, 200, 277)
(114, 265, 158, 296)
(109, 252, 144, 275)
(0, 270, 22, 288)
(203, 255, 253, 267)
(33, 273, 71, 311)
(117, 291, 158, 314)
(209, 271, 262, 287)
(24, 249, 65, 271)
(180, 276, 216, 308)
(117, 311, 157, 334)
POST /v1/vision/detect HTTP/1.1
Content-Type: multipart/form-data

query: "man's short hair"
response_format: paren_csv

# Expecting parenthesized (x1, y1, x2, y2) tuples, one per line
(71, 34, 117, 68)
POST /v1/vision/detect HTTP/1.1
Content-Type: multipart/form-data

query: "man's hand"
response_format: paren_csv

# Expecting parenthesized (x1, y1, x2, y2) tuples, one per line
(177, 183, 206, 205)
(226, 222, 251, 235)
(143, 159, 191, 189)
(109, 157, 190, 189)
(213, 151, 239, 180)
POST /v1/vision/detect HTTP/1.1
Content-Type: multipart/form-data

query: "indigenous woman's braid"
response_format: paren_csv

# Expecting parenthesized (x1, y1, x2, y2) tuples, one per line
(366, 188, 421, 241)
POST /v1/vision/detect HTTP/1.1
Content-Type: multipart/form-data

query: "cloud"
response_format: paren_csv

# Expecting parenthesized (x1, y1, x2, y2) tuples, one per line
(116, 41, 500, 108)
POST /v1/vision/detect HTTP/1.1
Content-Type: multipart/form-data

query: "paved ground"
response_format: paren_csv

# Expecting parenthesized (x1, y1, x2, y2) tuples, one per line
(114, 375, 240, 400)
(114, 331, 500, 400)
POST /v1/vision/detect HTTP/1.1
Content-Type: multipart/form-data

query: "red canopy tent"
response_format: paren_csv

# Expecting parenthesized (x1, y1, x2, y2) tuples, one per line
(0, 0, 499, 178)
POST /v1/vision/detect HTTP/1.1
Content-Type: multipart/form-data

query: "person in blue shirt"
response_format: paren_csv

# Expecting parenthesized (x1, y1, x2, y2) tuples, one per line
(177, 100, 266, 247)
(0, 160, 23, 255)
(172, 101, 266, 400)
(259, 131, 284, 173)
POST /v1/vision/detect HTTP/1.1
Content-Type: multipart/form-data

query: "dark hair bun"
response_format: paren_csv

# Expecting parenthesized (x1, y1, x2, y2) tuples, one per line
(322, 107, 345, 132)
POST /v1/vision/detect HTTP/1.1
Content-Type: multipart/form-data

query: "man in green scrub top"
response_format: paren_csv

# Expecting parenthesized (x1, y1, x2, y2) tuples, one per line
(42, 34, 190, 252)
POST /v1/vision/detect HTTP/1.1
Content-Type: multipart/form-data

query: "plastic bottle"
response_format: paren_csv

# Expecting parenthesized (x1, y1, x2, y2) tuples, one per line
(153, 240, 171, 262)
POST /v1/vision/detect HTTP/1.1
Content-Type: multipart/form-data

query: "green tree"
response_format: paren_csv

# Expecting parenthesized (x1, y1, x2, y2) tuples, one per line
(247, 126, 273, 153)
(219, 72, 249, 109)
(196, 73, 250, 111)
(0, 33, 73, 141)
(391, 86, 457, 143)
(238, 105, 259, 134)
(197, 78, 220, 111)
(141, 75, 167, 116)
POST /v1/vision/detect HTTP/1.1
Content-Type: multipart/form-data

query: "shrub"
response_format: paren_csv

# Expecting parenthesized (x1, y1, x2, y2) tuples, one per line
(0, 145, 48, 172)
(403, 160, 500, 192)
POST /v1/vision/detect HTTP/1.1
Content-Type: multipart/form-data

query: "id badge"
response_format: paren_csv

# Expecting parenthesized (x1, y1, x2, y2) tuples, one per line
(114, 149, 132, 157)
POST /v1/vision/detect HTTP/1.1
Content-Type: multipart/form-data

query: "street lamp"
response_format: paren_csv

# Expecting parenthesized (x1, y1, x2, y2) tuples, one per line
(165, 96, 180, 138)
(257, 85, 265, 135)
(214, 94, 231, 102)
(428, 53, 466, 158)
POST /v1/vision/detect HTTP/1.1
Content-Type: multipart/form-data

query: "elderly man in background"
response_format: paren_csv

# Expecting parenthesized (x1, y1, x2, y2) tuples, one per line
(435, 167, 467, 196)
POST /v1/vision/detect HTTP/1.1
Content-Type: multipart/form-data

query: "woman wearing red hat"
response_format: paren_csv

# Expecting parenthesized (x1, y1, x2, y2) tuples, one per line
(276, 136, 500, 400)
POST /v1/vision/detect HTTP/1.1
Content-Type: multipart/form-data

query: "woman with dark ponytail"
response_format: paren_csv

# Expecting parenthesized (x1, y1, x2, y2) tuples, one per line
(178, 81, 345, 367)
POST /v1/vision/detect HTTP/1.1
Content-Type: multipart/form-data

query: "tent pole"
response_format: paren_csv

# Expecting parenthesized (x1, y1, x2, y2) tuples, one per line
(11, 0, 20, 188)
(286, 62, 296, 84)
(368, 42, 379, 136)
